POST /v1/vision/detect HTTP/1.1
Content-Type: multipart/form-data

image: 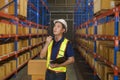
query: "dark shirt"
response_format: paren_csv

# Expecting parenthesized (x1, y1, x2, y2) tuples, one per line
(51, 37, 74, 60)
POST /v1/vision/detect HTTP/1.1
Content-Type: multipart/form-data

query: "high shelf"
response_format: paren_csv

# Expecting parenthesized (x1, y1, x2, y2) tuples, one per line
(0, 0, 49, 79)
(74, 0, 93, 28)
(75, 2, 120, 80)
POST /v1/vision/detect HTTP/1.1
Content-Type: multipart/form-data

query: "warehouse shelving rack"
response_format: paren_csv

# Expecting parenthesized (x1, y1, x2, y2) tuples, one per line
(74, 0, 93, 28)
(75, 5, 120, 80)
(0, 0, 49, 79)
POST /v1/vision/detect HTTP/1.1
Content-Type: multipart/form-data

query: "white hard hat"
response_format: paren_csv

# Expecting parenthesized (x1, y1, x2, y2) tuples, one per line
(53, 19, 68, 32)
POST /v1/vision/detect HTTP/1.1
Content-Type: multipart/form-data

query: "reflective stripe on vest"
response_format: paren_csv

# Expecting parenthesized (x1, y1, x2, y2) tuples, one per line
(46, 38, 69, 72)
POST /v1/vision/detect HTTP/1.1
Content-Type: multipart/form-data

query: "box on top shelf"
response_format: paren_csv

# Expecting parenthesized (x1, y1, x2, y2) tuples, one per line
(94, 0, 120, 15)
(0, 0, 28, 18)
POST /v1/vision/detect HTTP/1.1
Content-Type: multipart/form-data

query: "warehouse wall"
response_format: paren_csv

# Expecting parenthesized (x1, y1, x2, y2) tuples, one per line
(47, 0, 75, 42)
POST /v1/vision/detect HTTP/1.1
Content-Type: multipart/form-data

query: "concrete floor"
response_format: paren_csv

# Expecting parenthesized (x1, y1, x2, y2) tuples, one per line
(74, 50, 100, 80)
(9, 49, 101, 80)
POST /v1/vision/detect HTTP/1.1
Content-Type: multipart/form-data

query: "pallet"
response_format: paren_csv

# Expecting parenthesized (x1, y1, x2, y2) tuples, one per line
(94, 9, 110, 17)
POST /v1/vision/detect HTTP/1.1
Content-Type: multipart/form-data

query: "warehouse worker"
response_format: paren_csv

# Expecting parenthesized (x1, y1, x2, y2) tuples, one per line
(40, 19, 74, 80)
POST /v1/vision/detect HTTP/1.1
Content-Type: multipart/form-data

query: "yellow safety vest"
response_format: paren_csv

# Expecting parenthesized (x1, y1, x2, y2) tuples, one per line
(46, 38, 69, 72)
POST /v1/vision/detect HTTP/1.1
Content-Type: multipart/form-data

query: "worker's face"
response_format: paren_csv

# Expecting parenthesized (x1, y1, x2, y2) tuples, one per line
(53, 22, 65, 36)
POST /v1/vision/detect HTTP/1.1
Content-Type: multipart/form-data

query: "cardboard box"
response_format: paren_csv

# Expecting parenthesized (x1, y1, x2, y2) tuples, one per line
(94, 0, 111, 14)
(32, 75, 45, 80)
(117, 51, 120, 67)
(0, 44, 3, 56)
(0, 0, 6, 13)
(3, 62, 12, 76)
(38, 29, 42, 34)
(10, 60, 16, 71)
(28, 60, 46, 76)
(0, 22, 6, 34)
(11, 24, 16, 34)
(0, 0, 28, 17)
(0, 65, 5, 80)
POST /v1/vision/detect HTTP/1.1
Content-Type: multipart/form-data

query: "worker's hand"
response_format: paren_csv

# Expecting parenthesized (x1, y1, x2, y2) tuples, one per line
(46, 36, 53, 44)
(50, 63, 60, 68)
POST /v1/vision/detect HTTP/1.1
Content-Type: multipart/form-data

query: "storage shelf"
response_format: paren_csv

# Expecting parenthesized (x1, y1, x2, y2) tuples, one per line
(0, 41, 45, 61)
(0, 34, 48, 39)
(2, 52, 39, 80)
(0, 0, 49, 80)
(79, 6, 120, 28)
(76, 34, 120, 40)
(78, 42, 120, 73)
(74, 0, 120, 80)
(0, 12, 43, 29)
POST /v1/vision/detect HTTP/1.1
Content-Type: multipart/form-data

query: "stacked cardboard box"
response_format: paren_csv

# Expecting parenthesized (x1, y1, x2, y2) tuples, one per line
(88, 26, 94, 34)
(79, 28, 86, 34)
(0, 0, 28, 17)
(96, 41, 120, 67)
(97, 21, 114, 35)
(28, 60, 47, 80)
(95, 61, 113, 80)
(31, 28, 37, 34)
(18, 26, 23, 35)
(31, 48, 38, 57)
(94, 0, 111, 14)
(2, 60, 16, 79)
(86, 53, 94, 67)
(108, 49, 120, 67)
(23, 26, 29, 34)
(38, 29, 42, 35)
(31, 38, 37, 46)
(18, 40, 28, 50)
(10, 60, 17, 71)
(0, 62, 14, 79)
(0, 65, 5, 80)
(43, 29, 48, 35)
(94, 0, 120, 14)
(18, 52, 30, 66)
(0, 44, 4, 56)
(11, 24, 16, 34)
(0, 22, 6, 34)
(0, 42, 14, 56)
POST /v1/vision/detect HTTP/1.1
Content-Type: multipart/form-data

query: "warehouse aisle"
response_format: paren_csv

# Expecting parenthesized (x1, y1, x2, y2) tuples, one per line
(74, 49, 100, 80)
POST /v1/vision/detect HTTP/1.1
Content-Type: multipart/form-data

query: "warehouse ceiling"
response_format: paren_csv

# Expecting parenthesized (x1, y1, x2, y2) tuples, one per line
(47, 0, 76, 41)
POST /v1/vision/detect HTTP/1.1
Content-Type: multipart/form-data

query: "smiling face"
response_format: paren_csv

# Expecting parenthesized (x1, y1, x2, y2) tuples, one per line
(53, 22, 65, 36)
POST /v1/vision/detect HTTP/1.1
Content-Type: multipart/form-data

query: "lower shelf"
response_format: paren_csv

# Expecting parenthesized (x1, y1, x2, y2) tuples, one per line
(2, 53, 39, 80)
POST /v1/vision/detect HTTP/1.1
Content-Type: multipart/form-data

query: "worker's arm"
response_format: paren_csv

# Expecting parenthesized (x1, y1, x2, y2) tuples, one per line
(50, 56, 75, 68)
(40, 36, 52, 59)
